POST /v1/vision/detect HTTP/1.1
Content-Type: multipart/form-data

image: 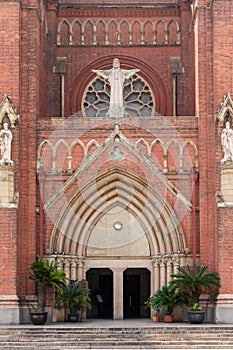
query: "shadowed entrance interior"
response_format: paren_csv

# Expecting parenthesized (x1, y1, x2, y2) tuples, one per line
(87, 267, 150, 319)
(123, 268, 150, 319)
(87, 268, 113, 319)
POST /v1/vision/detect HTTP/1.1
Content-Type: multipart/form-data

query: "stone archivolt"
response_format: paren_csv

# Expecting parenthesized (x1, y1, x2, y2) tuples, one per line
(48, 166, 187, 257)
(57, 18, 180, 46)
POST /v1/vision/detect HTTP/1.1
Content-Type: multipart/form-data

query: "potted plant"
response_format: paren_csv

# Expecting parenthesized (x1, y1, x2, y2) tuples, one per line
(170, 264, 221, 324)
(28, 258, 67, 325)
(145, 294, 160, 322)
(55, 280, 91, 322)
(188, 302, 205, 324)
(147, 284, 189, 323)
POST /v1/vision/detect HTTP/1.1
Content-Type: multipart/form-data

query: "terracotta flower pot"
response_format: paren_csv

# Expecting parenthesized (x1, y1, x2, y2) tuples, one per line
(152, 315, 160, 322)
(164, 314, 173, 323)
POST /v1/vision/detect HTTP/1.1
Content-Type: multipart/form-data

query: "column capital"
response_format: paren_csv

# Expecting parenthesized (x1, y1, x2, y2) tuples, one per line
(111, 267, 125, 273)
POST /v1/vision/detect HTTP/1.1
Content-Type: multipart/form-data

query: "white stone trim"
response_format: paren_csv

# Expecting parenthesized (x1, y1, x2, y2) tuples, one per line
(217, 202, 233, 208)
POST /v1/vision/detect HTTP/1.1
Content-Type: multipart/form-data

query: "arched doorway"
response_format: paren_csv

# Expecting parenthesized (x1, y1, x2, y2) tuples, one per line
(49, 167, 189, 320)
(123, 268, 150, 319)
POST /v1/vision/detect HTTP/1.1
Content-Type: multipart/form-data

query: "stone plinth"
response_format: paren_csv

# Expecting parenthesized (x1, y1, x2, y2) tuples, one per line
(220, 163, 233, 202)
(0, 165, 15, 203)
(216, 294, 233, 324)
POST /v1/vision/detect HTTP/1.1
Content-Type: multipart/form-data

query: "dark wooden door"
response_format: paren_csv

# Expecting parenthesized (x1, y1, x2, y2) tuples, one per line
(123, 274, 140, 318)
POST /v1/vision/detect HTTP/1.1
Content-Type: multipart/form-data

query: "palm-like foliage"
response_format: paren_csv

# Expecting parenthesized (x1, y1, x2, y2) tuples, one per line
(170, 264, 221, 305)
(55, 280, 91, 315)
(28, 258, 67, 311)
(146, 284, 189, 315)
(145, 293, 161, 313)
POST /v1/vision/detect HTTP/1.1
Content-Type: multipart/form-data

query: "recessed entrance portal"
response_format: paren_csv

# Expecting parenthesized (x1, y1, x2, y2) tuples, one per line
(123, 268, 150, 319)
(87, 268, 113, 319)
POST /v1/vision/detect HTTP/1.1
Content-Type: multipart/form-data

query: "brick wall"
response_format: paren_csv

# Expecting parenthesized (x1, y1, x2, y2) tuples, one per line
(195, 1, 217, 271)
(45, 1, 195, 118)
(2, 0, 233, 308)
(36, 117, 198, 262)
(0, 208, 17, 294)
(17, 0, 44, 295)
(195, 0, 233, 283)
(0, 2, 19, 296)
(0, 2, 20, 104)
(218, 207, 233, 293)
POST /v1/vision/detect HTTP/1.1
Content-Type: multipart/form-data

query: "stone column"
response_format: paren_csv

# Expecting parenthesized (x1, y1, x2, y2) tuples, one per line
(172, 254, 181, 274)
(167, 258, 173, 284)
(152, 258, 160, 292)
(63, 258, 70, 280)
(113, 268, 124, 320)
(77, 259, 84, 281)
(160, 260, 166, 287)
(70, 258, 77, 281)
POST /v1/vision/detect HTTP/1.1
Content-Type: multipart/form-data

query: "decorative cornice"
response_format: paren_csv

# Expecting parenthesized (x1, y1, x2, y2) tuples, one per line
(58, 2, 178, 9)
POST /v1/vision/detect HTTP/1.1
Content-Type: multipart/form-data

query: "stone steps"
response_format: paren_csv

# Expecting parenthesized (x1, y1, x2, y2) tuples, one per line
(0, 325, 233, 349)
(1, 343, 233, 349)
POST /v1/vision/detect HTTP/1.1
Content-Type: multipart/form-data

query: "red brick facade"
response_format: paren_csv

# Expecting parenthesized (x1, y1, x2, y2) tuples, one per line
(0, 0, 233, 323)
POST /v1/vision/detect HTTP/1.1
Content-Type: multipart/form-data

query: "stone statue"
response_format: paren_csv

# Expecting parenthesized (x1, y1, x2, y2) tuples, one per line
(92, 58, 140, 118)
(0, 122, 13, 165)
(221, 121, 233, 163)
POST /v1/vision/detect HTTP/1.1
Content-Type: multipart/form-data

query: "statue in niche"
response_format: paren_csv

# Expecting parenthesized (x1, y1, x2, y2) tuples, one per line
(0, 122, 13, 165)
(221, 121, 233, 163)
(92, 58, 140, 118)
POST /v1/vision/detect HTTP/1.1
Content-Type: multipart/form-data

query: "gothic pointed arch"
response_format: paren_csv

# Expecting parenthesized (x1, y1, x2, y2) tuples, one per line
(95, 19, 106, 45)
(83, 19, 94, 45)
(0, 95, 19, 127)
(143, 19, 154, 44)
(216, 93, 233, 127)
(49, 166, 187, 258)
(119, 19, 130, 44)
(71, 19, 82, 45)
(57, 19, 71, 46)
(37, 139, 53, 170)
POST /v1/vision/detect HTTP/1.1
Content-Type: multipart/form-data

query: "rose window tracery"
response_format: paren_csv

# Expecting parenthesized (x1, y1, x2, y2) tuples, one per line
(82, 74, 154, 118)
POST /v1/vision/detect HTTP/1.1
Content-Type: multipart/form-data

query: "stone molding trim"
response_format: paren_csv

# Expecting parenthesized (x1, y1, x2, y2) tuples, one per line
(217, 202, 233, 208)
(57, 17, 180, 46)
(216, 294, 233, 306)
(0, 95, 19, 128)
(42, 124, 192, 213)
(49, 167, 187, 258)
(37, 133, 198, 175)
(216, 93, 233, 127)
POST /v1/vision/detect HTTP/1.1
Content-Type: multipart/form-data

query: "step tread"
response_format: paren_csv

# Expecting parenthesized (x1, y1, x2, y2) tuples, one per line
(0, 325, 233, 349)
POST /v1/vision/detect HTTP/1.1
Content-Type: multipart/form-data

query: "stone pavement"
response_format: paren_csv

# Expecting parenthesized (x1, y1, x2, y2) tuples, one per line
(0, 318, 232, 328)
